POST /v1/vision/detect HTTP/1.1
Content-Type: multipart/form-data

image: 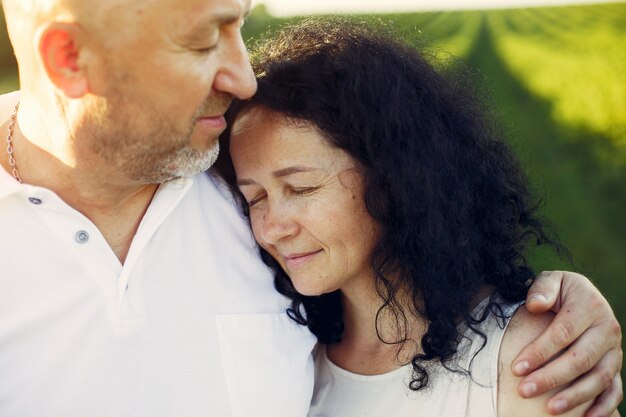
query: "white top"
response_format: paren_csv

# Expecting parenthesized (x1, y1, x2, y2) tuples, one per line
(0, 167, 317, 417)
(308, 298, 522, 417)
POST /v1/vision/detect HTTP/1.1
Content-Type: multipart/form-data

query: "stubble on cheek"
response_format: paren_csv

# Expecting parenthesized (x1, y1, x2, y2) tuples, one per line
(80, 81, 231, 183)
(80, 97, 196, 182)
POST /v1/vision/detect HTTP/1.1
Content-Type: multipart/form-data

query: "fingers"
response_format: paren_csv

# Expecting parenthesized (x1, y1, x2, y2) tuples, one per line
(526, 271, 565, 314)
(515, 271, 619, 377)
(520, 318, 621, 397)
(543, 348, 622, 414)
(513, 307, 593, 377)
(519, 269, 622, 416)
(583, 373, 623, 417)
(517, 323, 620, 396)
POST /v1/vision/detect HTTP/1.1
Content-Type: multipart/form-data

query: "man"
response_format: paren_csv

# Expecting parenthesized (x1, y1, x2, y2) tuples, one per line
(0, 0, 621, 416)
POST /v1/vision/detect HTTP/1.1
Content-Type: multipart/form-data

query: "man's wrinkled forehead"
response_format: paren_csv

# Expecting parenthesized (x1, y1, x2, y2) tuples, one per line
(2, 0, 57, 13)
(3, 0, 251, 28)
(3, 0, 91, 17)
(2, 0, 118, 29)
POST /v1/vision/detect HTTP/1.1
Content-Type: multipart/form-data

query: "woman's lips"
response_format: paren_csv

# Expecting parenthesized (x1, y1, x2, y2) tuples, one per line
(284, 250, 323, 269)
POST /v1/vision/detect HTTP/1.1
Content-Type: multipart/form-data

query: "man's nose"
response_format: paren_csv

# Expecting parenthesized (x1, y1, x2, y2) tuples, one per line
(212, 30, 257, 99)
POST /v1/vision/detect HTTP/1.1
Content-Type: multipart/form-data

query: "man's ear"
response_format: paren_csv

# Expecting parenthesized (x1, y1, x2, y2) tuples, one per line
(37, 22, 89, 98)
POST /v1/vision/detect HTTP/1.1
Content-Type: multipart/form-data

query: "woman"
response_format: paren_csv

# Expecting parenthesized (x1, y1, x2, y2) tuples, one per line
(217, 18, 621, 416)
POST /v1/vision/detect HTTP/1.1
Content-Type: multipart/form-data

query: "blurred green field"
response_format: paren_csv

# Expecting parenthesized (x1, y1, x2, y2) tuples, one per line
(1, 2, 624, 411)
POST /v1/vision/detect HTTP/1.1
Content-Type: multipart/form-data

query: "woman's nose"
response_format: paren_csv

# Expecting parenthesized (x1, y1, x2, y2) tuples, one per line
(255, 203, 299, 245)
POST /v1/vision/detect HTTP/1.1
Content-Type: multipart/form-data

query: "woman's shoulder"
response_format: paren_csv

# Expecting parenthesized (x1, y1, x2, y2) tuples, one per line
(497, 306, 591, 417)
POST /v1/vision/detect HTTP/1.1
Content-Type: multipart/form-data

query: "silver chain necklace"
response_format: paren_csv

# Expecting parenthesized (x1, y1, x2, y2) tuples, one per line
(5, 101, 21, 183)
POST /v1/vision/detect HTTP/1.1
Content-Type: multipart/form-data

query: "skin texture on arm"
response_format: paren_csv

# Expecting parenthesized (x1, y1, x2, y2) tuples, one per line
(518, 271, 623, 416)
(498, 306, 621, 417)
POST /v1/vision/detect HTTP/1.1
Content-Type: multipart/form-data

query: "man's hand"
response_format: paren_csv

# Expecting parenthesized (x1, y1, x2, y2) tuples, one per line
(513, 271, 623, 417)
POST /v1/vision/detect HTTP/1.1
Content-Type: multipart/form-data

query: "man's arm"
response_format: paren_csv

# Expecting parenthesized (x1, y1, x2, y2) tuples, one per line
(514, 271, 623, 416)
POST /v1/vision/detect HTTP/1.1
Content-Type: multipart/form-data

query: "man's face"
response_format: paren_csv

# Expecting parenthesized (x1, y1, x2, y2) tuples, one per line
(77, 0, 255, 183)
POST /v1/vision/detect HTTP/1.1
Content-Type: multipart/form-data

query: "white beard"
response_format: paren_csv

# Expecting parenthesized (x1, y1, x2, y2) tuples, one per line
(155, 141, 220, 181)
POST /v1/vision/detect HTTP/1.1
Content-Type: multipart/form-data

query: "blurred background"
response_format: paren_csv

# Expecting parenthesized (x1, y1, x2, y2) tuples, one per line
(1, 0, 624, 412)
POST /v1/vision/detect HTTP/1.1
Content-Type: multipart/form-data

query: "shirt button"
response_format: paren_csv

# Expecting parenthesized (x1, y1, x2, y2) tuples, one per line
(28, 197, 42, 205)
(75, 230, 90, 244)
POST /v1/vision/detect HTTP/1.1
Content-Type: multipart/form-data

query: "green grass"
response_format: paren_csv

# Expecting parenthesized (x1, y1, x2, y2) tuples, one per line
(488, 5, 626, 153)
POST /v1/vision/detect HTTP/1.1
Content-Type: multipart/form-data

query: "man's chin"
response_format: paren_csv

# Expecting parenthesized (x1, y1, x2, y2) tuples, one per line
(159, 143, 221, 181)
(126, 143, 220, 184)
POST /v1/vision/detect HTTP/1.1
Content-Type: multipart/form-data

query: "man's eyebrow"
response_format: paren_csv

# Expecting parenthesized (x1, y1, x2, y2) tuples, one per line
(187, 3, 250, 35)
(236, 166, 319, 187)
(190, 12, 236, 29)
(209, 0, 252, 24)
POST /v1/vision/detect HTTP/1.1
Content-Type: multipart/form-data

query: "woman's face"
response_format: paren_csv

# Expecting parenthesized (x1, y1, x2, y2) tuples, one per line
(229, 108, 381, 296)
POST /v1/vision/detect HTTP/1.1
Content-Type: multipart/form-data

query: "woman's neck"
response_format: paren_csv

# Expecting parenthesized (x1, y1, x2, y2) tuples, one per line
(326, 276, 428, 375)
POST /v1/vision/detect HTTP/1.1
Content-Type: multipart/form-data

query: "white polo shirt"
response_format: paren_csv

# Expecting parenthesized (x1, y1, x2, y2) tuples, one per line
(0, 167, 317, 417)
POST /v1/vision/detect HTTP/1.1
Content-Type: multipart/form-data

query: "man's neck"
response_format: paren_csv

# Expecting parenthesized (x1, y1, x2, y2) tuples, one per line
(1, 92, 160, 263)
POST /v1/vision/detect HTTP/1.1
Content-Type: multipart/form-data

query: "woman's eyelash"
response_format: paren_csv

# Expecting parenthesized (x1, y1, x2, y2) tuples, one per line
(244, 191, 267, 207)
(245, 187, 318, 207)
(291, 187, 317, 196)
(246, 196, 264, 207)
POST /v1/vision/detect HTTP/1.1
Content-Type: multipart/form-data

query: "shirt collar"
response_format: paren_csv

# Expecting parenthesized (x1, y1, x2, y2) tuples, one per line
(0, 164, 195, 203)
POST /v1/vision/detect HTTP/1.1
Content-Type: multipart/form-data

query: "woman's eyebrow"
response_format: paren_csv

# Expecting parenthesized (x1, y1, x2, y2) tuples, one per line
(272, 166, 319, 178)
(236, 166, 319, 187)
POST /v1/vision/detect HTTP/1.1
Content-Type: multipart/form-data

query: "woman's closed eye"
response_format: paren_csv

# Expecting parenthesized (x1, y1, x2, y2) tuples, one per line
(242, 185, 319, 208)
(290, 187, 318, 197)
(244, 192, 267, 208)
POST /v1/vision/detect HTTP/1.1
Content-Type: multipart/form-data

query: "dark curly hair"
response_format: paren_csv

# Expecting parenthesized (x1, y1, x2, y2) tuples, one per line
(214, 17, 560, 390)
